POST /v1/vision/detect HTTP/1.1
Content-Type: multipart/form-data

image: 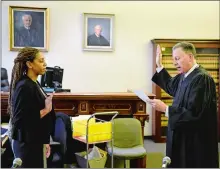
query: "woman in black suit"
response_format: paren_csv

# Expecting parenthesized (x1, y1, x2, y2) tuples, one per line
(7, 47, 55, 168)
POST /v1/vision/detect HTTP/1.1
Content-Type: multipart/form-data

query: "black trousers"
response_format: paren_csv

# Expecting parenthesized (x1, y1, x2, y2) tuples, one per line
(12, 139, 43, 168)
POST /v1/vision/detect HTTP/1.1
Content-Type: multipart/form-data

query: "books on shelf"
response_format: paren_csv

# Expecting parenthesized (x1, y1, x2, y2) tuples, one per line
(161, 121, 168, 127)
(161, 90, 172, 98)
(162, 55, 219, 70)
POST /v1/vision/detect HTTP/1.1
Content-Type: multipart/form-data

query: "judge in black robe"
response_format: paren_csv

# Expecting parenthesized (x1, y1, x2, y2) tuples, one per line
(87, 34, 110, 46)
(14, 27, 42, 47)
(87, 25, 110, 46)
(151, 43, 219, 168)
(14, 14, 43, 48)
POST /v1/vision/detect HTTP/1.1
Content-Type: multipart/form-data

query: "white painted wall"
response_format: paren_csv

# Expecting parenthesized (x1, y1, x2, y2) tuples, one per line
(1, 1, 219, 136)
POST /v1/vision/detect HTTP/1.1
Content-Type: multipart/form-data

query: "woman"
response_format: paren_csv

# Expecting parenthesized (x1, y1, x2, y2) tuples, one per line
(7, 47, 55, 167)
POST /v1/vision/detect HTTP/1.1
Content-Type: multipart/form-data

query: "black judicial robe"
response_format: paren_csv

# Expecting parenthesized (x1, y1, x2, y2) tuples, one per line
(152, 66, 219, 168)
(14, 27, 43, 47)
(87, 34, 110, 46)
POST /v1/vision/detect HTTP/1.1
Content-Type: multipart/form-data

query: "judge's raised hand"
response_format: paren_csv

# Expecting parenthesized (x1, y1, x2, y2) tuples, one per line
(148, 99, 167, 112)
(44, 94, 53, 113)
(156, 44, 163, 68)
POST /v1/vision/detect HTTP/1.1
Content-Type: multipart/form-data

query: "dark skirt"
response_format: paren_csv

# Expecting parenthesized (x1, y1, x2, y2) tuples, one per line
(11, 139, 44, 168)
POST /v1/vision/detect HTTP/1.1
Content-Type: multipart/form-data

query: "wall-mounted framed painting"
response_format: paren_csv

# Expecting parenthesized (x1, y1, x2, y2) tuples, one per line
(9, 6, 49, 52)
(83, 13, 115, 52)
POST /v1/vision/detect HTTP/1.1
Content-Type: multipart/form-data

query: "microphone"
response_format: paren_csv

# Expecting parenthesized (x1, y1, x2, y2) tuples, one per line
(12, 158, 22, 168)
(162, 156, 171, 168)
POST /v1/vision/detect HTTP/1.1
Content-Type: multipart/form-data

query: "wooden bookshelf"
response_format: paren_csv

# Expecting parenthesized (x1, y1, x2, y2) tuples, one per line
(151, 39, 220, 143)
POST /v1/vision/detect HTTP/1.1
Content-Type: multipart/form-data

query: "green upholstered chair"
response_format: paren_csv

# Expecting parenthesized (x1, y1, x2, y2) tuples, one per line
(107, 118, 147, 168)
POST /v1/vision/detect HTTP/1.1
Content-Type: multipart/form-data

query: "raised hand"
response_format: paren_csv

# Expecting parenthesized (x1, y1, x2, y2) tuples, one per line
(44, 94, 53, 113)
(45, 144, 51, 158)
(156, 44, 163, 68)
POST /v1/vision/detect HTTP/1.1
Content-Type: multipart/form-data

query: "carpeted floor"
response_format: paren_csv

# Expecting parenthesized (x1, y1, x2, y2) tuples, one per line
(146, 152, 164, 168)
(144, 139, 220, 168)
(68, 139, 220, 168)
(146, 152, 220, 168)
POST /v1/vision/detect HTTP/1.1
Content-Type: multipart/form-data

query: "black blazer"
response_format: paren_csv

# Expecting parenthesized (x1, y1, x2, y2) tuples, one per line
(11, 75, 55, 144)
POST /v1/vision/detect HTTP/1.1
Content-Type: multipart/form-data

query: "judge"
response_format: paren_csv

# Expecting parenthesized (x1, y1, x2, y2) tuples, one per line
(87, 25, 110, 46)
(150, 42, 219, 167)
(14, 14, 42, 47)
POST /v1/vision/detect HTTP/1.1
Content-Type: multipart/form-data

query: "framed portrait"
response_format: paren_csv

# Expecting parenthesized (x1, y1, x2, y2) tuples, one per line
(9, 6, 49, 51)
(83, 13, 115, 52)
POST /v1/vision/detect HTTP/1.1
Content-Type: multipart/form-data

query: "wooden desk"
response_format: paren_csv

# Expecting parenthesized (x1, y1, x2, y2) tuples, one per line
(1, 92, 155, 130)
(1, 92, 155, 168)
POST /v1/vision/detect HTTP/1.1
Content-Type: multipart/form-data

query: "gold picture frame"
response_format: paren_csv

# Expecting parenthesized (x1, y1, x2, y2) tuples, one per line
(9, 6, 49, 52)
(83, 13, 115, 52)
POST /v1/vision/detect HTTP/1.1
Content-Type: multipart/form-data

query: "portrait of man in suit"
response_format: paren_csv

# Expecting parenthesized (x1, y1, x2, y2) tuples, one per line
(9, 6, 49, 51)
(84, 13, 114, 51)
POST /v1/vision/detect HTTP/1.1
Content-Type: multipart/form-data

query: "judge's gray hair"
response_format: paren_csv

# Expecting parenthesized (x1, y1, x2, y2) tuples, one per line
(172, 42, 197, 57)
(22, 14, 32, 21)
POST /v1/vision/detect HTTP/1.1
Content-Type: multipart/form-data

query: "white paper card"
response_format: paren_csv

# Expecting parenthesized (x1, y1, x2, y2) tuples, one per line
(133, 90, 152, 103)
